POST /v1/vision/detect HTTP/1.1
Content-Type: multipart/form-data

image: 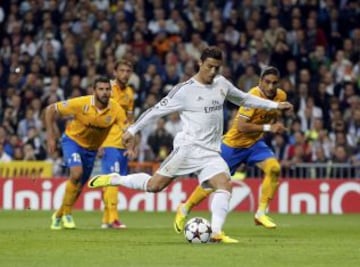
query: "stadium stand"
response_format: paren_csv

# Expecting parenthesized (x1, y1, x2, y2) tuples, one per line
(0, 0, 359, 178)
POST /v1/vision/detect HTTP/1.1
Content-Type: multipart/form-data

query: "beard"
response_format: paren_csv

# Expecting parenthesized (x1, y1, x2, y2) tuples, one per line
(96, 95, 109, 106)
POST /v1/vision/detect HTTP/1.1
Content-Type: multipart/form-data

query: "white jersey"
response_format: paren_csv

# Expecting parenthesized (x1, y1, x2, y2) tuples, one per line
(128, 75, 279, 152)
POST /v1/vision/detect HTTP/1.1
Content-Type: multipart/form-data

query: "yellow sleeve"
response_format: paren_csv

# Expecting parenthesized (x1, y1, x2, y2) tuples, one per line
(127, 88, 135, 113)
(55, 99, 81, 117)
(116, 105, 128, 128)
(238, 106, 255, 120)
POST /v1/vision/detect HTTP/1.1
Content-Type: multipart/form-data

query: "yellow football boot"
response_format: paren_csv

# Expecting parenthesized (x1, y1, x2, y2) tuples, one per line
(173, 203, 188, 234)
(210, 232, 239, 243)
(50, 213, 62, 230)
(88, 174, 113, 188)
(62, 214, 76, 229)
(254, 214, 277, 229)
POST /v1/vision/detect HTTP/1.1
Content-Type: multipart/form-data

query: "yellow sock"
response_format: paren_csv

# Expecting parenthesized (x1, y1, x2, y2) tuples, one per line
(103, 186, 119, 223)
(258, 158, 280, 213)
(102, 188, 109, 224)
(56, 180, 82, 217)
(184, 185, 213, 212)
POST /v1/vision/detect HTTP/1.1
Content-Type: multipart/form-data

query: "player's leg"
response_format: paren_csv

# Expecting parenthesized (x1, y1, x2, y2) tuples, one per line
(255, 157, 280, 228)
(88, 146, 187, 192)
(198, 153, 238, 243)
(205, 172, 238, 243)
(51, 136, 84, 230)
(101, 148, 128, 229)
(174, 142, 246, 233)
(173, 186, 212, 233)
(248, 140, 280, 228)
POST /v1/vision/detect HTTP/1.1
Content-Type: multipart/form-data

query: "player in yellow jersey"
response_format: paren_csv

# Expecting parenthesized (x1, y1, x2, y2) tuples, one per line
(174, 66, 287, 232)
(45, 76, 128, 230)
(100, 59, 135, 229)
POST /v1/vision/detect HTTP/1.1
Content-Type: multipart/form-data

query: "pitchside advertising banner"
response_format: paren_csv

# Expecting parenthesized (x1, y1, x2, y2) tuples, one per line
(0, 178, 359, 214)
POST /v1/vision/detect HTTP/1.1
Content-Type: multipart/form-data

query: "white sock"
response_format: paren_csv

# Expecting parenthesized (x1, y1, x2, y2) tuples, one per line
(110, 173, 151, 191)
(210, 189, 231, 235)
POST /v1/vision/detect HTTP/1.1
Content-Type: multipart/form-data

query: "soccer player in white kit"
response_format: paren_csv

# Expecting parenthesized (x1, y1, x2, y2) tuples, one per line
(88, 47, 293, 243)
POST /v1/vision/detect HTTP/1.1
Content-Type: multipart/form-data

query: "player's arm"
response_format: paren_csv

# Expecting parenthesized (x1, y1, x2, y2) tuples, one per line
(237, 115, 286, 133)
(125, 88, 184, 137)
(127, 89, 135, 124)
(225, 80, 292, 111)
(44, 99, 79, 153)
(44, 103, 62, 154)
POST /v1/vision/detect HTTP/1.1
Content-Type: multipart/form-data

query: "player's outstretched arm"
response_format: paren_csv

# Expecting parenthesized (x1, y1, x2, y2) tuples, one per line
(277, 101, 293, 111)
(44, 104, 60, 154)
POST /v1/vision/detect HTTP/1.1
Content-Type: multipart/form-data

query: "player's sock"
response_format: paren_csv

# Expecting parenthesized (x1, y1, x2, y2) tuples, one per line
(110, 173, 151, 191)
(256, 158, 280, 216)
(61, 180, 82, 215)
(105, 186, 119, 223)
(210, 189, 231, 234)
(102, 188, 109, 224)
(184, 185, 212, 213)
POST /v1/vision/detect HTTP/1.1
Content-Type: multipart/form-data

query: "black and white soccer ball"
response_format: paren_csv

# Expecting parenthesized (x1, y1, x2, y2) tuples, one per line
(184, 217, 212, 243)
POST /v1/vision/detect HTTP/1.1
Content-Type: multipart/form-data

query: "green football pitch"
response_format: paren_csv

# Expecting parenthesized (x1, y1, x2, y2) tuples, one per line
(0, 211, 359, 267)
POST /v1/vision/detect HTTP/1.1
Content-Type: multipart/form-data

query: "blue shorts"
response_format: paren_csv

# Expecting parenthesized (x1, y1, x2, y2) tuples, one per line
(220, 139, 275, 175)
(61, 135, 97, 185)
(101, 147, 128, 175)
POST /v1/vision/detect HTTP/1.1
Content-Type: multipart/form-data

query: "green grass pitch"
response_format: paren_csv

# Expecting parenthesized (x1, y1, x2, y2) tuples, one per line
(0, 210, 359, 267)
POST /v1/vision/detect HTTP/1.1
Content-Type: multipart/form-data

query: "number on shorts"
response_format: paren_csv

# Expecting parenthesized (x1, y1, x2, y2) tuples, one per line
(71, 153, 81, 163)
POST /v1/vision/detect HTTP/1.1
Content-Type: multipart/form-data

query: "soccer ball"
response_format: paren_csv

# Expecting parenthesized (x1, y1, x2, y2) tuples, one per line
(184, 217, 212, 243)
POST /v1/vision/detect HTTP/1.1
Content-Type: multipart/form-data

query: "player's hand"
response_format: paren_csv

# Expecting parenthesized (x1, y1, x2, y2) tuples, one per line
(270, 122, 287, 133)
(97, 147, 104, 158)
(278, 102, 293, 111)
(124, 146, 138, 160)
(122, 131, 135, 150)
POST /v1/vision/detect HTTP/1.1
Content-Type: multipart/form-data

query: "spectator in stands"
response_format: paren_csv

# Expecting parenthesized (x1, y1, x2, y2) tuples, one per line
(0, 141, 12, 162)
(0, 0, 359, 180)
(17, 107, 42, 142)
(331, 145, 355, 178)
(147, 118, 173, 162)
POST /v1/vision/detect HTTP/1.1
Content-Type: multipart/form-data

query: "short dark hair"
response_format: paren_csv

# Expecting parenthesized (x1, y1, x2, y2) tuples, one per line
(93, 76, 110, 88)
(114, 59, 133, 70)
(200, 47, 223, 61)
(260, 66, 280, 79)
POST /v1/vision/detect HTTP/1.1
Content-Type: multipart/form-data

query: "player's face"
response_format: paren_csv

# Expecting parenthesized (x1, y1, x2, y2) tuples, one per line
(94, 81, 112, 107)
(114, 64, 132, 87)
(259, 74, 279, 99)
(198, 58, 222, 84)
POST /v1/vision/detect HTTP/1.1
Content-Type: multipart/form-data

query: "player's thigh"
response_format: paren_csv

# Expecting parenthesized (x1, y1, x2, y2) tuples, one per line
(156, 146, 189, 177)
(247, 140, 275, 165)
(220, 143, 249, 175)
(205, 172, 232, 192)
(102, 147, 128, 175)
(198, 153, 231, 189)
(61, 135, 96, 184)
(81, 149, 97, 184)
(62, 135, 84, 182)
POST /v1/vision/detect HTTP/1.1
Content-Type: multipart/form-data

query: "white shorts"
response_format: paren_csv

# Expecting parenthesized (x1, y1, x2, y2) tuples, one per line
(156, 144, 230, 185)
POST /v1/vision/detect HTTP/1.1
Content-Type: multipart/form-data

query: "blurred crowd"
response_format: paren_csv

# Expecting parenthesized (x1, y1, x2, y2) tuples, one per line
(0, 0, 359, 178)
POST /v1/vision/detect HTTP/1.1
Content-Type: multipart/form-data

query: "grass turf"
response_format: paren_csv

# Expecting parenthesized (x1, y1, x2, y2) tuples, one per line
(0, 211, 359, 267)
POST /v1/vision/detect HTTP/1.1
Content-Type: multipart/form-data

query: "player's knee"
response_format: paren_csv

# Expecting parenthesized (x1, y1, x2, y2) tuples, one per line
(146, 179, 165, 193)
(69, 167, 83, 184)
(264, 158, 281, 178)
(215, 178, 232, 193)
